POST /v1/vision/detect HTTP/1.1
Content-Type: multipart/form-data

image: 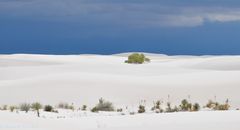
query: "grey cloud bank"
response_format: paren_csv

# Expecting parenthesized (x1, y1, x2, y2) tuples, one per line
(1, 0, 240, 27)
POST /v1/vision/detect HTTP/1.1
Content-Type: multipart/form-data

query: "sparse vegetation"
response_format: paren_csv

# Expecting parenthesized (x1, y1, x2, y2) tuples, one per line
(58, 102, 69, 109)
(91, 98, 114, 112)
(9, 106, 16, 112)
(192, 103, 200, 111)
(117, 108, 123, 112)
(205, 99, 230, 111)
(81, 105, 87, 111)
(69, 105, 75, 111)
(151, 100, 163, 113)
(165, 102, 180, 113)
(19, 103, 31, 113)
(31, 102, 42, 117)
(215, 104, 229, 110)
(165, 102, 173, 112)
(91, 107, 97, 112)
(130, 112, 135, 115)
(138, 105, 145, 113)
(215, 99, 230, 110)
(0, 97, 232, 116)
(173, 106, 179, 112)
(206, 100, 217, 109)
(179, 99, 192, 111)
(44, 105, 53, 112)
(138, 100, 146, 113)
(178, 99, 201, 112)
(57, 102, 74, 110)
(125, 53, 150, 64)
(1, 105, 8, 110)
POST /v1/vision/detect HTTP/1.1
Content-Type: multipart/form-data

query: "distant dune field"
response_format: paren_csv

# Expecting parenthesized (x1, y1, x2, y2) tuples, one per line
(0, 53, 240, 108)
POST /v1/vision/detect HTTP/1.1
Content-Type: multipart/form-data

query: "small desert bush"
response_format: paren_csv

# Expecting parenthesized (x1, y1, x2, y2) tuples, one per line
(81, 105, 87, 111)
(165, 102, 174, 113)
(32, 102, 42, 117)
(58, 102, 69, 109)
(117, 108, 123, 112)
(138, 105, 145, 113)
(125, 53, 150, 64)
(165, 102, 179, 113)
(192, 103, 200, 111)
(52, 110, 59, 113)
(91, 107, 97, 112)
(44, 105, 53, 112)
(69, 105, 75, 111)
(180, 99, 192, 111)
(145, 57, 150, 62)
(58, 102, 74, 110)
(172, 106, 179, 112)
(130, 112, 135, 115)
(91, 98, 114, 112)
(1, 105, 8, 110)
(205, 100, 217, 109)
(9, 106, 16, 112)
(19, 103, 31, 113)
(214, 99, 230, 111)
(152, 100, 163, 113)
(205, 99, 230, 111)
(215, 104, 230, 110)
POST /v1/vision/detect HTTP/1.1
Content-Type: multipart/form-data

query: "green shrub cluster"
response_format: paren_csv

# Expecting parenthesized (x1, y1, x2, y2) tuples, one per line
(125, 53, 150, 64)
(91, 98, 114, 112)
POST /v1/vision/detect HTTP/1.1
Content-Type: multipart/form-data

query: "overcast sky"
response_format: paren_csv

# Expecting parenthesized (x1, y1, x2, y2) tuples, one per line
(1, 0, 240, 55)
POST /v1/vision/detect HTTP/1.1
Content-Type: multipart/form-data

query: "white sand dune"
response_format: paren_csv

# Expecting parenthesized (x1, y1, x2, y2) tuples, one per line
(1, 53, 240, 130)
(0, 110, 239, 130)
(0, 54, 240, 109)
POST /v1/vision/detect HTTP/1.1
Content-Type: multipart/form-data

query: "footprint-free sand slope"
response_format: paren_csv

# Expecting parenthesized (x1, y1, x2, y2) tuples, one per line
(0, 54, 240, 108)
(0, 110, 240, 130)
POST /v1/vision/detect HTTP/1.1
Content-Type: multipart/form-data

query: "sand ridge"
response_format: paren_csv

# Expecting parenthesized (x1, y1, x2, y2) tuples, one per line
(0, 54, 240, 108)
